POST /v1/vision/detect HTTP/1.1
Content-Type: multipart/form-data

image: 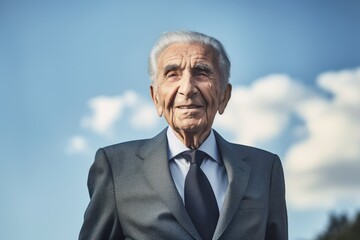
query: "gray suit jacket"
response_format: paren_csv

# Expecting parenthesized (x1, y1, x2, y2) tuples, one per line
(79, 128, 288, 240)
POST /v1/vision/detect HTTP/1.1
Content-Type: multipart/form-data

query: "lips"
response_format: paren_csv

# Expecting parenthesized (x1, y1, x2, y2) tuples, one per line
(177, 105, 203, 109)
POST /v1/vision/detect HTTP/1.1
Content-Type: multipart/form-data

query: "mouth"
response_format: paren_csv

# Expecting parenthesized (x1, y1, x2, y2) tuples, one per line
(176, 105, 203, 109)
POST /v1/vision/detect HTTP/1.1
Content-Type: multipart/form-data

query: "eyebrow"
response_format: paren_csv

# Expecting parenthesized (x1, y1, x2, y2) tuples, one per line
(193, 63, 214, 74)
(163, 64, 181, 76)
(162, 63, 214, 76)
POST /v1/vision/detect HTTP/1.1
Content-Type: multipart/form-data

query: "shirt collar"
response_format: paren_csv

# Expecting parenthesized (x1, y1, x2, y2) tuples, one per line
(166, 127, 221, 164)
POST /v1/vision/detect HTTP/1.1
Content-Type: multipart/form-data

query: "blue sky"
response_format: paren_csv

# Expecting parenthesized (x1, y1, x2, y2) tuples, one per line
(1, 1, 360, 239)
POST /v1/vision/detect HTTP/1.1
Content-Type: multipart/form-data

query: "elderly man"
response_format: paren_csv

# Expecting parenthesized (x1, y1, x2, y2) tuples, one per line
(79, 30, 288, 240)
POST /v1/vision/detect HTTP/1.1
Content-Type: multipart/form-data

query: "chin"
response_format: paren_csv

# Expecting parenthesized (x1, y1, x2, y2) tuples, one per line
(177, 122, 208, 133)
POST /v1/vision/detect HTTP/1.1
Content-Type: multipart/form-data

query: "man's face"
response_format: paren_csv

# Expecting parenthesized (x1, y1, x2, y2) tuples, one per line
(151, 43, 231, 137)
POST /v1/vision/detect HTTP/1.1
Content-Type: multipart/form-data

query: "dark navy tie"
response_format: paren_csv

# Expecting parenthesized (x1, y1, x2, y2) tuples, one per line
(182, 150, 219, 240)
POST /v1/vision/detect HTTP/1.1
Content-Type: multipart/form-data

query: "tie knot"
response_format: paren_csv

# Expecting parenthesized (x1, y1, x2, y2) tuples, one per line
(182, 150, 207, 165)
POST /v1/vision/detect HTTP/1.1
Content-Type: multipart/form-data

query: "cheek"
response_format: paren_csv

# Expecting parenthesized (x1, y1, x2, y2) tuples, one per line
(202, 82, 221, 107)
(160, 83, 179, 109)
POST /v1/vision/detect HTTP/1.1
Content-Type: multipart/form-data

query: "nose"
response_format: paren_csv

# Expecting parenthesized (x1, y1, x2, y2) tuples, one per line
(178, 72, 198, 98)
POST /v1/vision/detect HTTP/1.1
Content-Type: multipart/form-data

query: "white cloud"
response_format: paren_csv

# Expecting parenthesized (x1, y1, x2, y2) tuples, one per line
(285, 67, 360, 209)
(130, 103, 159, 129)
(81, 95, 125, 136)
(215, 67, 360, 210)
(65, 135, 89, 155)
(81, 90, 159, 136)
(215, 74, 311, 144)
(318, 68, 360, 107)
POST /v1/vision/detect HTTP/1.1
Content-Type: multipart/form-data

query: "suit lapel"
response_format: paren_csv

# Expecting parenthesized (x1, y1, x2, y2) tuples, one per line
(136, 129, 251, 240)
(136, 128, 201, 240)
(213, 131, 251, 240)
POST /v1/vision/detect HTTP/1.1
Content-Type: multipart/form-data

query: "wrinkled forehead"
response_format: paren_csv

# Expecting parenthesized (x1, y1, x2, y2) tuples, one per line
(157, 43, 219, 70)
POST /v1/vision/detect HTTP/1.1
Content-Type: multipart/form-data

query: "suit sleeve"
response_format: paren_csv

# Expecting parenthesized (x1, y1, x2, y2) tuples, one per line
(79, 148, 125, 240)
(265, 155, 288, 240)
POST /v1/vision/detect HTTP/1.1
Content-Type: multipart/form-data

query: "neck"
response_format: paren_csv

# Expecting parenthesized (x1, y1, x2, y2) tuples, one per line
(173, 128, 211, 149)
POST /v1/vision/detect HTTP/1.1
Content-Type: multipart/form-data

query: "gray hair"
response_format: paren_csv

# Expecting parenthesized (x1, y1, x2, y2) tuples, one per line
(148, 30, 231, 88)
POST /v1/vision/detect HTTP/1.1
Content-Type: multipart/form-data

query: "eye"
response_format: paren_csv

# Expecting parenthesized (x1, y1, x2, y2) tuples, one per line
(167, 72, 178, 78)
(198, 71, 208, 76)
(193, 70, 202, 76)
(192, 65, 213, 78)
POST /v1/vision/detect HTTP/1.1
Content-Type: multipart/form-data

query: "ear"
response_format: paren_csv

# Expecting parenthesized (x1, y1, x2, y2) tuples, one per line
(150, 85, 163, 117)
(218, 84, 232, 115)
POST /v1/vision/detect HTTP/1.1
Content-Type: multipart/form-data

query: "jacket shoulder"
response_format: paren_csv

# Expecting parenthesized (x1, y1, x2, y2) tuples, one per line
(98, 128, 168, 162)
(229, 142, 276, 158)
(214, 130, 276, 158)
(102, 138, 148, 154)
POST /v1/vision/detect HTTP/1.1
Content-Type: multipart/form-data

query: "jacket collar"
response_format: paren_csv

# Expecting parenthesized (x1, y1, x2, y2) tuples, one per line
(136, 128, 251, 240)
(136, 128, 201, 239)
(212, 130, 251, 239)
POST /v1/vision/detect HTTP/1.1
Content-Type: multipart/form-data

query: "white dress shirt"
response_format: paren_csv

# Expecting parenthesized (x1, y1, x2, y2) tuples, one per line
(167, 127, 228, 212)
